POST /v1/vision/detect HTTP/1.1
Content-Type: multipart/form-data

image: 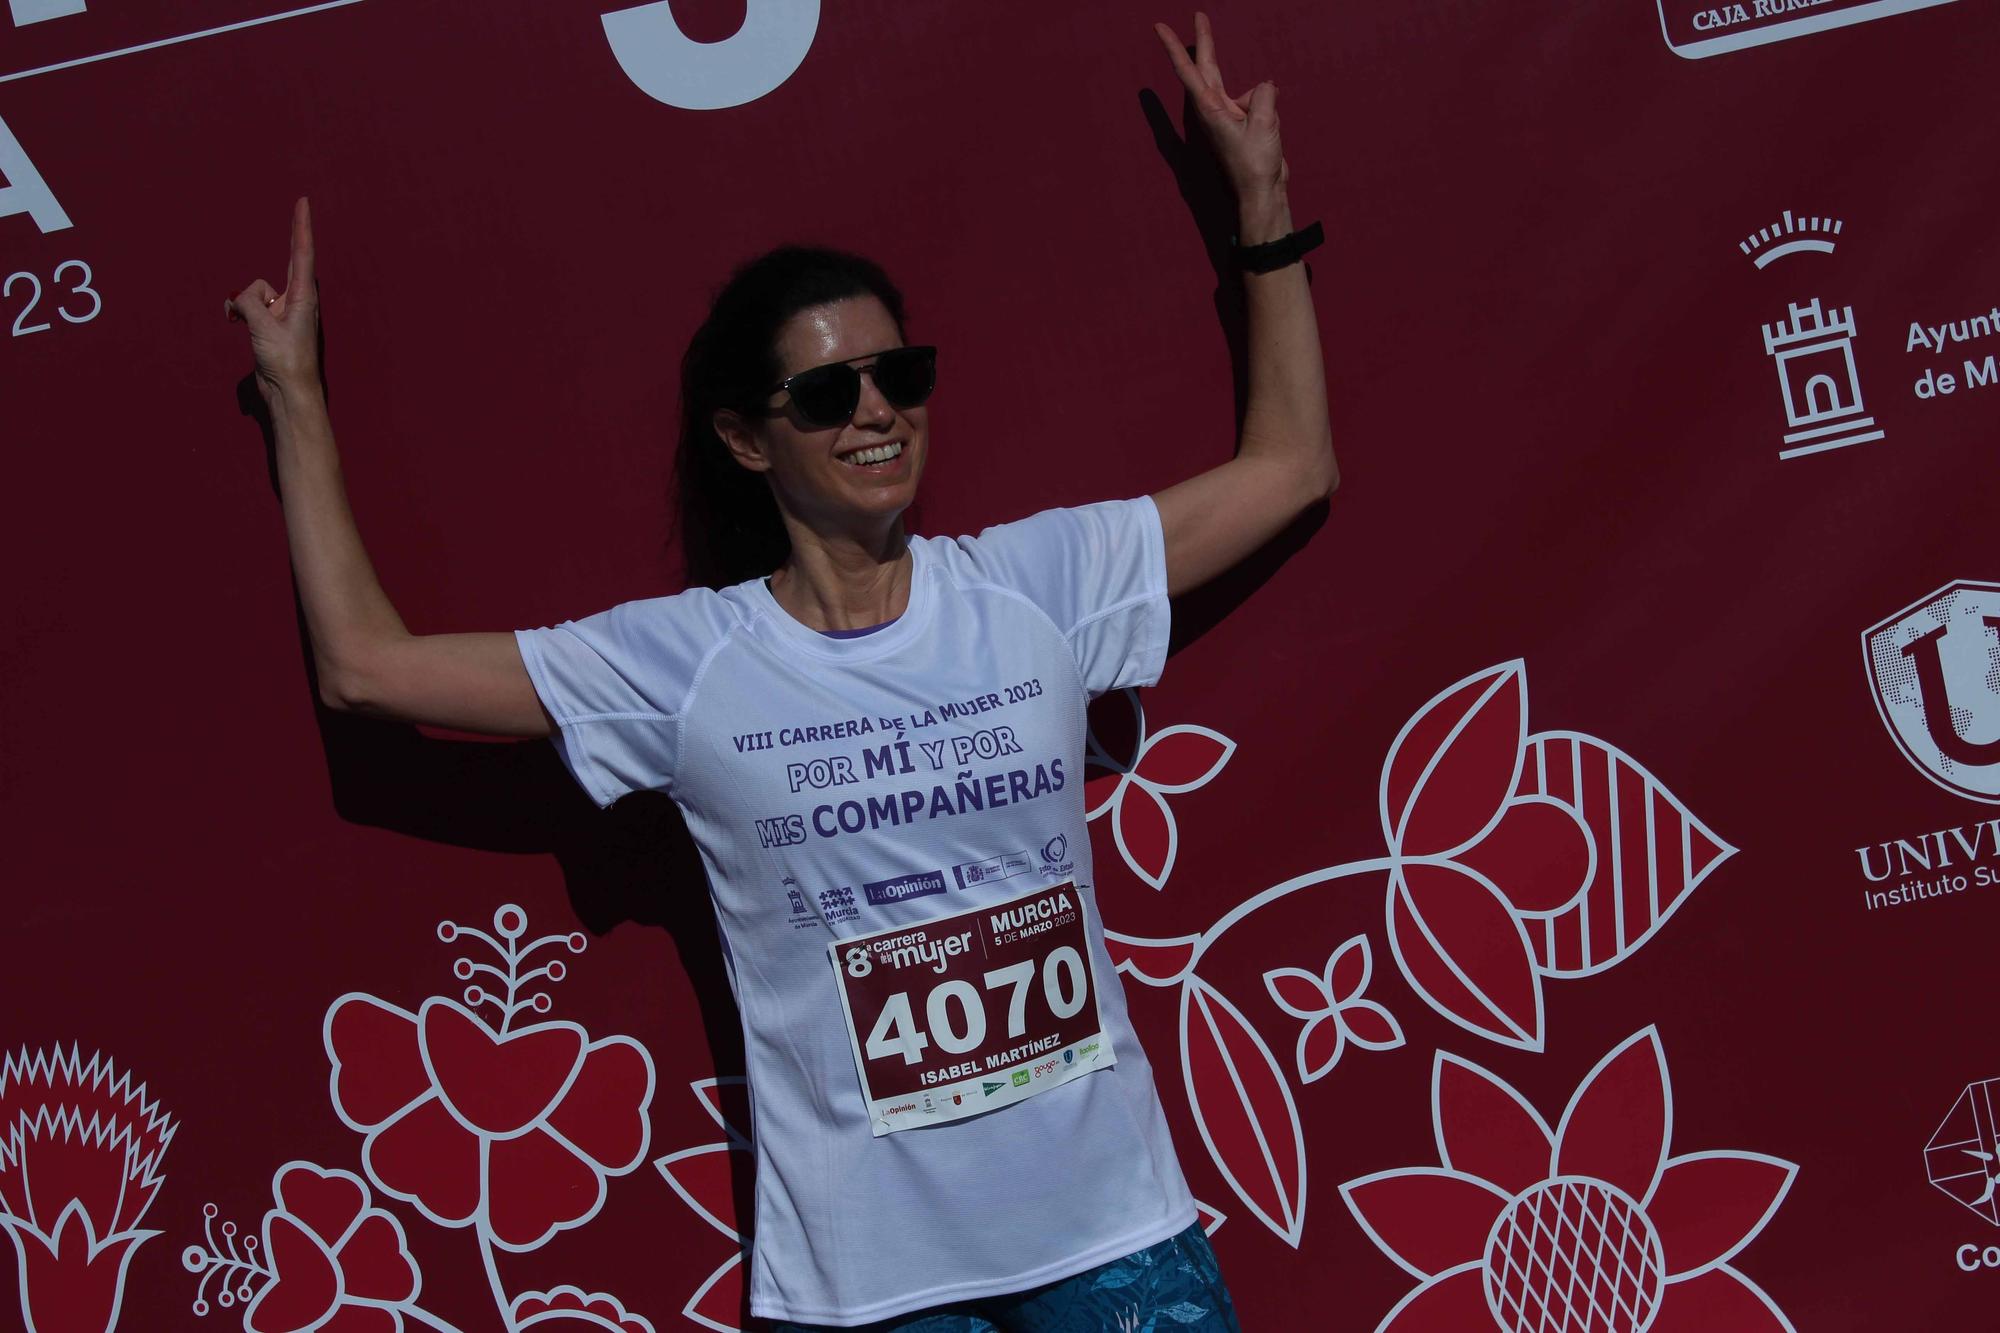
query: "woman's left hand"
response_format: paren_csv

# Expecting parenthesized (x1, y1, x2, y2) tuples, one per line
(1152, 12, 1287, 201)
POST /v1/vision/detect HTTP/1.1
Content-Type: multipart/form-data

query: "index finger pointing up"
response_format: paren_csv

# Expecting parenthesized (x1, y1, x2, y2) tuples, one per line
(286, 196, 315, 297)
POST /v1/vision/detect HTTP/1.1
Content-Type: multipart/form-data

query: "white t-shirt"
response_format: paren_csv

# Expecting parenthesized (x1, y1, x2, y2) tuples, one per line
(514, 497, 1196, 1326)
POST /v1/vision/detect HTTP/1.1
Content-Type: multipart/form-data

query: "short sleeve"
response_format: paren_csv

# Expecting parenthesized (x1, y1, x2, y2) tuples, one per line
(515, 592, 724, 808)
(949, 497, 1170, 696)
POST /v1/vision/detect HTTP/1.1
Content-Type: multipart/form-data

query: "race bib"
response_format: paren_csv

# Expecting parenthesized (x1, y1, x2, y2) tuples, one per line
(828, 881, 1115, 1136)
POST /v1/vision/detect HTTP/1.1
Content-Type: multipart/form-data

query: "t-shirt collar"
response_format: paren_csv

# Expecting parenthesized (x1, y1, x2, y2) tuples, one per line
(744, 538, 934, 661)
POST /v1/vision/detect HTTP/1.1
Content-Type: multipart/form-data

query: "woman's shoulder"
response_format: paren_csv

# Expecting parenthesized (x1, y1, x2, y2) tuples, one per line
(536, 581, 758, 665)
(920, 498, 1159, 585)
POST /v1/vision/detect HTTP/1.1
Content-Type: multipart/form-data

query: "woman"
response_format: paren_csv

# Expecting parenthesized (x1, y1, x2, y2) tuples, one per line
(228, 14, 1334, 1330)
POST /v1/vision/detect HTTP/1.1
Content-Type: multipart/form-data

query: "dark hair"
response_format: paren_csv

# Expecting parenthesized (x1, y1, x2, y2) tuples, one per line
(674, 245, 909, 589)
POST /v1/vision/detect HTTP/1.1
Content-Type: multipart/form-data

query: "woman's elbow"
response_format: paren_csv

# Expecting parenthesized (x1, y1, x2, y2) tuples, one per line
(315, 650, 376, 713)
(317, 670, 359, 712)
(1306, 442, 1340, 504)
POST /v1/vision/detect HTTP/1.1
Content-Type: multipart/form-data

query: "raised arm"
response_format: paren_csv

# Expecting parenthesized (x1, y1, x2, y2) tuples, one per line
(1149, 12, 1338, 597)
(228, 198, 552, 738)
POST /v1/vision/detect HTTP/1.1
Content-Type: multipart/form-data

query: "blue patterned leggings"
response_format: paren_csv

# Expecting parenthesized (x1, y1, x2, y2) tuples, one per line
(764, 1222, 1240, 1332)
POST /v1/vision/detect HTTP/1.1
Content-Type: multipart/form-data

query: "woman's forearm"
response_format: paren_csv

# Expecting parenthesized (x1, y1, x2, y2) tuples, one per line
(1236, 185, 1338, 496)
(267, 381, 412, 706)
(229, 200, 545, 735)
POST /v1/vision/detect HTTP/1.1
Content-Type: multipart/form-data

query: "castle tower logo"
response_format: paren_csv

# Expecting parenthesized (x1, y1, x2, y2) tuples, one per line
(1762, 298, 1883, 459)
(1864, 580, 2000, 803)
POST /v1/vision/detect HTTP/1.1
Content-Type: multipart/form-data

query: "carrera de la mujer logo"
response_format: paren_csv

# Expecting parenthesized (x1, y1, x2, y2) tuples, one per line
(1864, 580, 2000, 803)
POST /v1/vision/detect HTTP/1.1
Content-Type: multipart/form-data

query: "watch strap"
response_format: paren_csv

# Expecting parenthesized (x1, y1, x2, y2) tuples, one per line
(1232, 220, 1325, 274)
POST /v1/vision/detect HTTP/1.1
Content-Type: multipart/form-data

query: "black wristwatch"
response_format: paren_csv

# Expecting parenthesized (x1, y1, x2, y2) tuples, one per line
(1231, 220, 1325, 274)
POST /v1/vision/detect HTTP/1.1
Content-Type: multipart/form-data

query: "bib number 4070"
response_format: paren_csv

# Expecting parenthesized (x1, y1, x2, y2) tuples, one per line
(863, 948, 1088, 1065)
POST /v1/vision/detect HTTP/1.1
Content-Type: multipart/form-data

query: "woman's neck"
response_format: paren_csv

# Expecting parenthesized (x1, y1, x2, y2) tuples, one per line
(767, 518, 911, 632)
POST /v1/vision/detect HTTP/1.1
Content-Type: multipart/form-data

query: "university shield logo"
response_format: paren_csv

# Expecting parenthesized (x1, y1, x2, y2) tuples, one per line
(1864, 580, 2000, 803)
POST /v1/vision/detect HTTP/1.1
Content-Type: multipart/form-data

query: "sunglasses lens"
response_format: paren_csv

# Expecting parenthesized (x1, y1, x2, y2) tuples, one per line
(872, 347, 937, 408)
(787, 364, 860, 427)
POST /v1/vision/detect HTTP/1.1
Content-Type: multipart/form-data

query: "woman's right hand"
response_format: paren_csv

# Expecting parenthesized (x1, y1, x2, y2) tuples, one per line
(226, 196, 321, 405)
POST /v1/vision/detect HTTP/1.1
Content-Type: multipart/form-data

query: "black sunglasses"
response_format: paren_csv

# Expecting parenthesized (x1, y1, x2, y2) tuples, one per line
(753, 345, 937, 429)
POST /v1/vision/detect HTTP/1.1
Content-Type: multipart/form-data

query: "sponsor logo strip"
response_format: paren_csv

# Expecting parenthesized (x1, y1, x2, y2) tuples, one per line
(951, 851, 1032, 891)
(862, 869, 948, 906)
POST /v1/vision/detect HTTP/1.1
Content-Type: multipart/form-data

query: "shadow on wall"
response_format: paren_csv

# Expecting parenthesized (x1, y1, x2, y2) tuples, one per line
(304, 694, 760, 1324)
(1137, 84, 1331, 658)
(308, 707, 758, 1325)
(237, 366, 756, 1325)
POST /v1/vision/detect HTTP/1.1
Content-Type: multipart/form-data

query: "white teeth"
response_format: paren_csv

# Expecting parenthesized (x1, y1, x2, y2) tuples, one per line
(840, 441, 904, 466)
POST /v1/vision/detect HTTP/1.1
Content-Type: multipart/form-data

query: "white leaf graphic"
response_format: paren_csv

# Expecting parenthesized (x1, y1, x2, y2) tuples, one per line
(1135, 724, 1238, 794)
(1517, 732, 1736, 978)
(1114, 779, 1179, 891)
(1180, 978, 1307, 1246)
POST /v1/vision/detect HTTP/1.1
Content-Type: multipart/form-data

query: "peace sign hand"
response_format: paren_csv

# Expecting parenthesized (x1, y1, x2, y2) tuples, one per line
(1153, 12, 1287, 202)
(225, 196, 321, 405)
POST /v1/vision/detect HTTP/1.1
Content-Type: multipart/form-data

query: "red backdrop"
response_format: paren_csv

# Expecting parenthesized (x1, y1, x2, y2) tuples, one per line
(3, 2, 1997, 1329)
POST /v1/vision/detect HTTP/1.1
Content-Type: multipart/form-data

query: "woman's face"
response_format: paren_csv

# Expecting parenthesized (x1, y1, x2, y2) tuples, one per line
(717, 294, 929, 541)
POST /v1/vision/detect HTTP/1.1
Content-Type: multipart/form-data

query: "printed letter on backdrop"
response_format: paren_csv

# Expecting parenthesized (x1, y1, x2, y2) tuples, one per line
(0, 114, 71, 232)
(600, 0, 818, 110)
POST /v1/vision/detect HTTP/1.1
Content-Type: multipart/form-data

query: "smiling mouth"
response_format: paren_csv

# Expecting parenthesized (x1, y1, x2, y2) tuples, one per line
(838, 441, 905, 467)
